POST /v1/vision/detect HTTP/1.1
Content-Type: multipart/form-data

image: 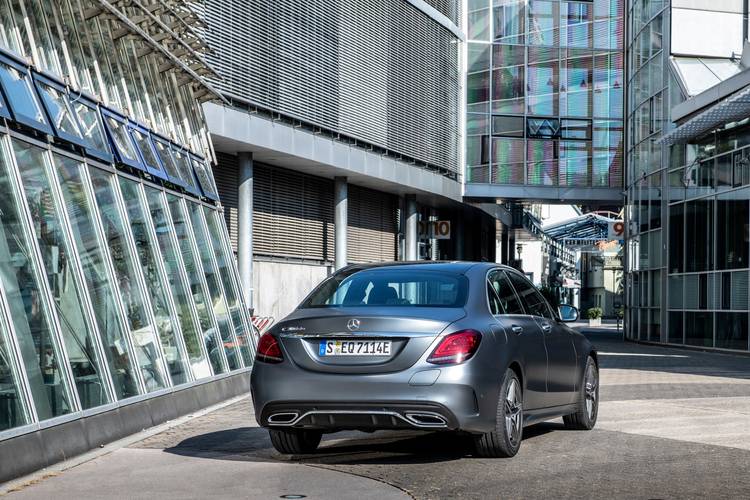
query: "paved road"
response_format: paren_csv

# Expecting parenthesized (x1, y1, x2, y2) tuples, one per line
(4, 330, 750, 499)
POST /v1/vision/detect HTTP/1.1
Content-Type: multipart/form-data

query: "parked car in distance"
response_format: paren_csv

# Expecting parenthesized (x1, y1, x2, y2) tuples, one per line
(251, 262, 598, 458)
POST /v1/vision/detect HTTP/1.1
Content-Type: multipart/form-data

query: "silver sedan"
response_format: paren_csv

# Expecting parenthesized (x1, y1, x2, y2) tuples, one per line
(251, 262, 598, 458)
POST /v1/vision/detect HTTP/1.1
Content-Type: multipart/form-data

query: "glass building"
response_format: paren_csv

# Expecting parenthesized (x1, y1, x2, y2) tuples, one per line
(625, 0, 750, 352)
(466, 0, 624, 191)
(0, 0, 254, 479)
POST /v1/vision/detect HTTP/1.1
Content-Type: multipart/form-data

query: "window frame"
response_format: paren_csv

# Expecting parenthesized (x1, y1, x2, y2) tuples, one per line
(70, 94, 113, 163)
(505, 269, 556, 319)
(127, 122, 169, 181)
(100, 107, 145, 173)
(0, 53, 54, 135)
(486, 268, 526, 316)
(32, 72, 90, 148)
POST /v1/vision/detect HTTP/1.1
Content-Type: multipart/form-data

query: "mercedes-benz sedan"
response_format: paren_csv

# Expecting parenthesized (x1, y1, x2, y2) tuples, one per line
(251, 262, 598, 458)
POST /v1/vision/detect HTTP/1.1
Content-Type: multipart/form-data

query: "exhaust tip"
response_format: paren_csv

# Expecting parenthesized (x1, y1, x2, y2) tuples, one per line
(404, 412, 447, 427)
(267, 412, 299, 424)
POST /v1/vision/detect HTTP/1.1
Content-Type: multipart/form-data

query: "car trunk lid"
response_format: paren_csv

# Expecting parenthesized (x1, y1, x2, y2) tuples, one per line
(277, 307, 465, 374)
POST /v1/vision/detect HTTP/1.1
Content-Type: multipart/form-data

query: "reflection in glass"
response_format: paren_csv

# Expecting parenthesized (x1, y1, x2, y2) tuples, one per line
(53, 154, 140, 400)
(187, 202, 240, 370)
(191, 159, 218, 197)
(560, 50, 592, 117)
(105, 117, 139, 163)
(153, 140, 183, 184)
(493, 0, 525, 44)
(166, 195, 224, 376)
(144, 187, 210, 379)
(15, 140, 119, 409)
(131, 130, 161, 173)
(0, 62, 48, 126)
(528, 1, 558, 46)
(71, 102, 109, 155)
(492, 45, 524, 113)
(0, 139, 74, 419)
(204, 208, 254, 367)
(527, 47, 559, 115)
(89, 169, 168, 392)
(0, 303, 29, 430)
(171, 149, 198, 191)
(36, 83, 83, 140)
(118, 178, 190, 385)
(492, 138, 525, 184)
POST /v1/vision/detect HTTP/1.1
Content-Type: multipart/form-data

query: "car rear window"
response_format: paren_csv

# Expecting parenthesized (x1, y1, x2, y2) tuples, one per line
(301, 269, 469, 308)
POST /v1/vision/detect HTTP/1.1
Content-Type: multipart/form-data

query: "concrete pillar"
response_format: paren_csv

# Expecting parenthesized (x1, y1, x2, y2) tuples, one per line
(405, 194, 418, 261)
(334, 177, 348, 270)
(455, 213, 465, 260)
(429, 208, 439, 261)
(237, 152, 254, 311)
(501, 224, 510, 265)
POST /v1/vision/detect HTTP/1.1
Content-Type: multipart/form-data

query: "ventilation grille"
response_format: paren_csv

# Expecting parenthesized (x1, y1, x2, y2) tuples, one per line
(202, 0, 460, 174)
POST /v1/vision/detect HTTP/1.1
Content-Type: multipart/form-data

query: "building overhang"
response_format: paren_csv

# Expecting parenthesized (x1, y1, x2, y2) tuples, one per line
(204, 102, 463, 206)
(463, 184, 624, 205)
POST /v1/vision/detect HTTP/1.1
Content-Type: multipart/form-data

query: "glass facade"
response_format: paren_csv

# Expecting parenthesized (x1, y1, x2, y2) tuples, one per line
(0, 1, 253, 437)
(625, 1, 750, 352)
(466, 0, 624, 188)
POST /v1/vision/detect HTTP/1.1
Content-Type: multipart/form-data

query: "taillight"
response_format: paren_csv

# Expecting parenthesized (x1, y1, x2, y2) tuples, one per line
(427, 329, 482, 365)
(256, 333, 283, 363)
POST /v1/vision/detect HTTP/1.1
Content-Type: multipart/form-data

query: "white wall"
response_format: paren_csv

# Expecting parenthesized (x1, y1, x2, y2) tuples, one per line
(671, 2, 745, 58)
(253, 260, 331, 321)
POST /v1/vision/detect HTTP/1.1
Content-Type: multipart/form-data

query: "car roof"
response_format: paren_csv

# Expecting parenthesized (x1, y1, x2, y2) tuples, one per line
(338, 261, 518, 275)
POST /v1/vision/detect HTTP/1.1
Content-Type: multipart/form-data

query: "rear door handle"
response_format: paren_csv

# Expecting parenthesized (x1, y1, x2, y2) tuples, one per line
(511, 325, 523, 335)
(540, 322, 552, 333)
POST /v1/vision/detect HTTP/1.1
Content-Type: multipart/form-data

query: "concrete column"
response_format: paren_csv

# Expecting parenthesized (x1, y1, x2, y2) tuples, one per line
(455, 213, 465, 260)
(237, 152, 254, 311)
(429, 208, 439, 261)
(334, 177, 348, 270)
(405, 194, 418, 261)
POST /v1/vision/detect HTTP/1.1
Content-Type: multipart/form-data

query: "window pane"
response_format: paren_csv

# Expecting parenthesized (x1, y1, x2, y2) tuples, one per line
(13, 139, 116, 411)
(560, 140, 591, 186)
(492, 115, 524, 137)
(467, 71, 490, 113)
(191, 159, 217, 197)
(685, 311, 713, 347)
(527, 139, 558, 185)
(488, 270, 524, 314)
(171, 149, 198, 191)
(89, 169, 169, 392)
(560, 50, 592, 117)
(468, 5, 490, 41)
(716, 188, 749, 271)
(72, 103, 109, 155)
(492, 45, 525, 114)
(529, 1, 559, 46)
(166, 195, 224, 375)
(187, 202, 240, 370)
(493, 0, 525, 44)
(131, 130, 161, 174)
(0, 61, 48, 127)
(153, 140, 182, 183)
(118, 178, 190, 385)
(492, 137, 525, 184)
(53, 154, 141, 400)
(144, 187, 209, 379)
(527, 47, 559, 115)
(561, 1, 592, 48)
(715, 312, 748, 351)
(506, 271, 552, 318)
(0, 302, 29, 430)
(105, 117, 138, 162)
(36, 82, 83, 140)
(204, 208, 254, 367)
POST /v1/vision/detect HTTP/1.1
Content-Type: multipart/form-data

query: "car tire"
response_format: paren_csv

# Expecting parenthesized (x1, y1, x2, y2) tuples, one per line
(269, 428, 322, 454)
(474, 368, 523, 458)
(563, 355, 599, 430)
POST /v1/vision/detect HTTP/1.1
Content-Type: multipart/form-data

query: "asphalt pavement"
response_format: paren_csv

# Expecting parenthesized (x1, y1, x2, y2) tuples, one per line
(3, 328, 750, 500)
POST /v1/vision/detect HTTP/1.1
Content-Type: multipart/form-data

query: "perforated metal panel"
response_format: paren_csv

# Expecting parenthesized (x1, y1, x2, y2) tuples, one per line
(201, 0, 461, 174)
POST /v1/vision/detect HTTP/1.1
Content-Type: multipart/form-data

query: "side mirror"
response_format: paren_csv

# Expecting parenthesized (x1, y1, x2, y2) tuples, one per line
(558, 304, 579, 323)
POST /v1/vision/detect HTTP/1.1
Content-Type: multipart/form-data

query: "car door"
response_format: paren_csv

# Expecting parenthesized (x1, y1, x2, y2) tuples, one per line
(488, 269, 548, 410)
(506, 271, 578, 407)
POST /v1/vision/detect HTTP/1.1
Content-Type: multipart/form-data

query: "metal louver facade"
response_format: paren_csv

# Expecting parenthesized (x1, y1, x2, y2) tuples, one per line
(201, 0, 461, 175)
(348, 185, 399, 263)
(215, 154, 399, 264)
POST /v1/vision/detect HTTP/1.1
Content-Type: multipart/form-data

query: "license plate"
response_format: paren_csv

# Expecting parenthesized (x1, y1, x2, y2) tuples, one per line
(319, 340, 392, 356)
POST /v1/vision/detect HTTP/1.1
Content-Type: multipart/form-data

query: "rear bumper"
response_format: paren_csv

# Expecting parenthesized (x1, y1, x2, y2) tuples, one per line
(251, 361, 499, 433)
(260, 401, 459, 430)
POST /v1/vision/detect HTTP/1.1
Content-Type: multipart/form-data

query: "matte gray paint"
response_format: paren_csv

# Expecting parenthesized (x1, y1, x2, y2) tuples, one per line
(251, 262, 594, 435)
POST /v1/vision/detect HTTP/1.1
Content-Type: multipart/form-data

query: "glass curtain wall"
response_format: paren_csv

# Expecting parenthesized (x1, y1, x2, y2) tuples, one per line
(0, 0, 212, 158)
(466, 0, 624, 188)
(624, 0, 668, 344)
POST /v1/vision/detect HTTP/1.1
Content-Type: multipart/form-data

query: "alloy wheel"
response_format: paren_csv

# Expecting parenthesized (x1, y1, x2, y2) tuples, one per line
(504, 378, 522, 445)
(584, 362, 598, 420)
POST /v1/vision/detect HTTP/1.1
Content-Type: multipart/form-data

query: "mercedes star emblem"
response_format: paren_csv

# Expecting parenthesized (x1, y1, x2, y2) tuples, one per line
(347, 318, 361, 331)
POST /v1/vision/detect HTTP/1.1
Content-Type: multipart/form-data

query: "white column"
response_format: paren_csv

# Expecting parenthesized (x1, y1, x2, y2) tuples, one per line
(237, 152, 254, 310)
(334, 176, 348, 270)
(405, 194, 418, 261)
